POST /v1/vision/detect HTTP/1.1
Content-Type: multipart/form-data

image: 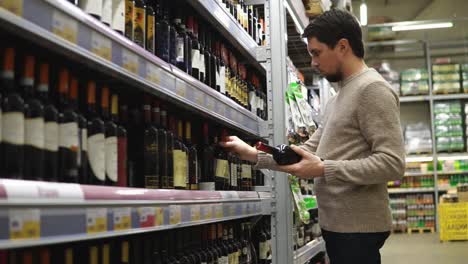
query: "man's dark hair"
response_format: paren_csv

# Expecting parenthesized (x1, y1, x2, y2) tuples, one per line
(302, 9, 364, 58)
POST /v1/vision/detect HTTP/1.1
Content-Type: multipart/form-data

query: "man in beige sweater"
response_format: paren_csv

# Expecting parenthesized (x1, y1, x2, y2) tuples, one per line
(221, 9, 405, 264)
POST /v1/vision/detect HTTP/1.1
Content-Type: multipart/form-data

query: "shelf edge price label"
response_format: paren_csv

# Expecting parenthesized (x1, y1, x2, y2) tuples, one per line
(52, 11, 77, 44)
(201, 205, 213, 220)
(0, 0, 23, 16)
(138, 207, 155, 228)
(9, 209, 40, 240)
(214, 204, 223, 219)
(122, 49, 138, 74)
(228, 204, 236, 217)
(190, 205, 201, 222)
(175, 83, 187, 98)
(113, 207, 131, 231)
(91, 31, 112, 61)
(240, 203, 247, 215)
(205, 97, 215, 112)
(155, 207, 164, 226)
(194, 90, 203, 105)
(217, 103, 226, 117)
(145, 63, 160, 85)
(169, 205, 181, 225)
(86, 208, 107, 234)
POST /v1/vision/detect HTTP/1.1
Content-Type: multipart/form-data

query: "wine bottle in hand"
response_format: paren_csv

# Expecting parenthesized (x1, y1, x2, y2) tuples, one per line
(255, 142, 301, 165)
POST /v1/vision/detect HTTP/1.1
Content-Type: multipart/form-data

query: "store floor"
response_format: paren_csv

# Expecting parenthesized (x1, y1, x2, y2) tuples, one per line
(381, 233, 468, 264)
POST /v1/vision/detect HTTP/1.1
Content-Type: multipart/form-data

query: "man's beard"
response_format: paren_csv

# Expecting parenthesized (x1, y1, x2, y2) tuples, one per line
(324, 72, 343, 83)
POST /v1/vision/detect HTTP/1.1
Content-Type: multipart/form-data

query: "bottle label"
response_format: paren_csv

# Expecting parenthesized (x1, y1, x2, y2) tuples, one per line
(241, 164, 252, 179)
(259, 241, 268, 260)
(118, 136, 128, 187)
(111, 0, 125, 32)
(88, 133, 106, 181)
(105, 136, 118, 182)
(3, 112, 24, 145)
(231, 162, 238, 184)
(173, 150, 187, 188)
(249, 91, 256, 113)
(215, 159, 229, 179)
(101, 0, 112, 24)
(219, 256, 228, 264)
(45, 121, 59, 152)
(199, 52, 205, 75)
(59, 122, 79, 151)
(220, 65, 226, 94)
(133, 7, 146, 47)
(79, 0, 103, 17)
(146, 14, 155, 53)
(124, 0, 133, 39)
(199, 182, 215, 191)
(176, 36, 185, 63)
(25, 117, 45, 149)
(81, 128, 88, 151)
(191, 49, 200, 70)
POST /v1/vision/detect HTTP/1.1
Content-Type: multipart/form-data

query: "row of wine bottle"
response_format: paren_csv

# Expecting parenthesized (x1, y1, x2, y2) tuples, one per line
(0, 46, 265, 190)
(69, 0, 268, 119)
(1, 217, 272, 264)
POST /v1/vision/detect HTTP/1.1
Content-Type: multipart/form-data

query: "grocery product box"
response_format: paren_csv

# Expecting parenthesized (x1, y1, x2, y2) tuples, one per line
(433, 64, 460, 73)
(459, 192, 468, 203)
(401, 69, 428, 82)
(433, 72, 461, 82)
(439, 202, 468, 241)
(400, 81, 429, 96)
(433, 81, 461, 94)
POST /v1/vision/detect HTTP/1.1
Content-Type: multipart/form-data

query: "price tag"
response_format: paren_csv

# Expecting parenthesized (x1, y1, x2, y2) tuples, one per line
(0, 0, 23, 16)
(9, 209, 40, 240)
(206, 97, 215, 111)
(218, 104, 227, 117)
(86, 208, 107, 234)
(169, 205, 181, 225)
(145, 63, 160, 85)
(214, 204, 223, 219)
(52, 11, 77, 44)
(138, 207, 155, 228)
(194, 90, 203, 105)
(122, 49, 138, 74)
(228, 204, 236, 217)
(155, 207, 164, 226)
(175, 83, 187, 97)
(201, 205, 213, 220)
(240, 203, 247, 215)
(113, 207, 131, 231)
(3, 179, 84, 202)
(190, 205, 201, 222)
(91, 31, 112, 61)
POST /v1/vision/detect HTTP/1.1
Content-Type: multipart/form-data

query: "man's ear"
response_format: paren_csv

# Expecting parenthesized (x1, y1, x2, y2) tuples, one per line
(337, 38, 350, 54)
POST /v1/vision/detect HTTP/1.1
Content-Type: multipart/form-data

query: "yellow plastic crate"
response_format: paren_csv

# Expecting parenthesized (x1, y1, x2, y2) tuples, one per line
(438, 203, 468, 241)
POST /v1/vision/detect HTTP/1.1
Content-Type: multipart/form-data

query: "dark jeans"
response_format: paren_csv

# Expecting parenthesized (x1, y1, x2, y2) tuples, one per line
(321, 229, 390, 264)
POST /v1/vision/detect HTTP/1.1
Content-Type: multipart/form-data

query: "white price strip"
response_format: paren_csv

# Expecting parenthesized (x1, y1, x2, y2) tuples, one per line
(169, 205, 181, 225)
(91, 31, 112, 61)
(122, 49, 138, 74)
(175, 83, 187, 97)
(138, 207, 155, 228)
(145, 63, 160, 85)
(205, 97, 215, 111)
(86, 208, 107, 234)
(2, 179, 84, 202)
(113, 207, 131, 231)
(201, 205, 213, 220)
(190, 205, 201, 222)
(214, 204, 223, 219)
(52, 11, 77, 44)
(9, 209, 40, 240)
(155, 207, 164, 226)
(220, 192, 240, 200)
(0, 0, 23, 16)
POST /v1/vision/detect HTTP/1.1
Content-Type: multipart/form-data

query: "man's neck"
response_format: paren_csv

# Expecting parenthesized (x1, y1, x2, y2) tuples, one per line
(342, 57, 367, 81)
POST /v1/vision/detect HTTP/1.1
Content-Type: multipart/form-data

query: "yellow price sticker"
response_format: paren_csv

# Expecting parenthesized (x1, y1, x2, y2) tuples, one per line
(169, 205, 181, 225)
(113, 208, 131, 231)
(52, 11, 77, 44)
(0, 0, 23, 16)
(176, 84, 187, 97)
(191, 205, 201, 222)
(122, 49, 138, 74)
(206, 97, 215, 111)
(145, 63, 160, 85)
(201, 206, 213, 220)
(86, 208, 107, 234)
(138, 207, 155, 228)
(214, 204, 223, 219)
(9, 209, 40, 240)
(155, 207, 164, 226)
(194, 91, 203, 105)
(91, 31, 112, 61)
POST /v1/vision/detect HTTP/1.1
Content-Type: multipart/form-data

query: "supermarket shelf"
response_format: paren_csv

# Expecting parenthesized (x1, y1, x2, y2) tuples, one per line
(293, 238, 326, 264)
(405, 172, 434, 177)
(258, 191, 273, 215)
(436, 153, 468, 160)
(0, 0, 261, 136)
(400, 95, 430, 102)
(406, 155, 434, 163)
(432, 94, 468, 101)
(388, 187, 435, 194)
(437, 186, 453, 192)
(285, 0, 308, 33)
(0, 179, 264, 249)
(187, 0, 266, 72)
(437, 171, 468, 175)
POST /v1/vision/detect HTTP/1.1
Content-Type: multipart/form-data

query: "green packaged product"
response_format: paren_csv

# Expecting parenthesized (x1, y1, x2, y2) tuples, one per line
(288, 175, 310, 224)
(462, 64, 468, 72)
(432, 73, 461, 82)
(433, 81, 461, 94)
(400, 69, 429, 82)
(432, 64, 460, 73)
(400, 81, 429, 96)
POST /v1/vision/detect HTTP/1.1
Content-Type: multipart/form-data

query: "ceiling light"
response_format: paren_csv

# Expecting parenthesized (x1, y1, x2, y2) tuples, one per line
(360, 2, 367, 26)
(392, 22, 453, 31)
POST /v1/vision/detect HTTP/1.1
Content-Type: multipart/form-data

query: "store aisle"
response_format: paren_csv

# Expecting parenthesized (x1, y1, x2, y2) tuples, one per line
(381, 233, 468, 264)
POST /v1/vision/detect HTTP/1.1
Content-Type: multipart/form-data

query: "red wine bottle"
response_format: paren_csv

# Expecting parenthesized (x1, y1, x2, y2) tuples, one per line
(255, 142, 301, 165)
(102, 86, 118, 186)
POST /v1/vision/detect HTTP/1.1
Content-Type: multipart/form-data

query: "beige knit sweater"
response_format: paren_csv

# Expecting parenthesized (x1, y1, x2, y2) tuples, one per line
(256, 68, 405, 233)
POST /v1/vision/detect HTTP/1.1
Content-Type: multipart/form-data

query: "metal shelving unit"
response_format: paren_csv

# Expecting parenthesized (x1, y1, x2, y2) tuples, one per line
(293, 238, 326, 264)
(388, 187, 436, 194)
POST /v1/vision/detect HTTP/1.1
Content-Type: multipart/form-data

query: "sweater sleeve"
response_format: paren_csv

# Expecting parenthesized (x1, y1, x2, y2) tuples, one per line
(323, 82, 406, 185)
(253, 152, 281, 170)
(300, 127, 322, 155)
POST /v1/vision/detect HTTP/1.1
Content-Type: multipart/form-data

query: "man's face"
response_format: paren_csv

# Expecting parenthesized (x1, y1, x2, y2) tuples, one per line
(307, 37, 343, 83)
